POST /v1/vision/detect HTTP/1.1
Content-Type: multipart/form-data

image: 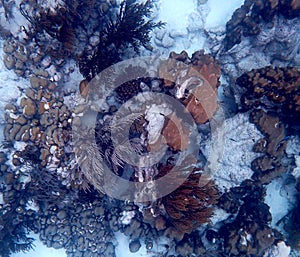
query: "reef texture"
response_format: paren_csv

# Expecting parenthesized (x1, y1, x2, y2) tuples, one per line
(77, 0, 164, 80)
(2, 75, 85, 188)
(1, 0, 162, 82)
(283, 177, 300, 251)
(75, 50, 220, 191)
(201, 112, 263, 191)
(224, 0, 300, 51)
(237, 66, 300, 127)
(74, 50, 221, 235)
(19, 0, 118, 58)
(1, 0, 300, 256)
(217, 180, 286, 257)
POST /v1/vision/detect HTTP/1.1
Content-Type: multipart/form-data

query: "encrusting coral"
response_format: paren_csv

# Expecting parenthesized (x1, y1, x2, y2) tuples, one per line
(218, 181, 275, 257)
(249, 110, 287, 184)
(223, 0, 300, 51)
(3, 75, 83, 190)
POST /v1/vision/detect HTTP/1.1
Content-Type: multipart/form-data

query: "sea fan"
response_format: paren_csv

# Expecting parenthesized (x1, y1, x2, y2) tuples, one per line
(162, 169, 219, 234)
(0, 213, 35, 257)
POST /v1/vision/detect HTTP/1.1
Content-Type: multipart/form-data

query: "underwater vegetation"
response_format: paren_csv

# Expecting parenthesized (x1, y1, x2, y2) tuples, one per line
(19, 0, 164, 80)
(0, 0, 300, 256)
(78, 0, 165, 80)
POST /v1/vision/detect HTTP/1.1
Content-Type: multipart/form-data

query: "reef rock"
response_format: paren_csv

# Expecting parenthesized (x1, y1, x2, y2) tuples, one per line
(202, 112, 263, 191)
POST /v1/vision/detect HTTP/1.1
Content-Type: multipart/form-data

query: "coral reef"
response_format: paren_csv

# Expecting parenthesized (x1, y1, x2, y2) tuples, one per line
(219, 181, 275, 257)
(3, 75, 75, 175)
(75, 50, 220, 190)
(71, 50, 221, 236)
(1, 0, 162, 82)
(37, 199, 116, 256)
(0, 165, 38, 256)
(223, 0, 300, 51)
(212, 15, 300, 110)
(19, 0, 118, 58)
(2, 0, 300, 256)
(237, 66, 300, 127)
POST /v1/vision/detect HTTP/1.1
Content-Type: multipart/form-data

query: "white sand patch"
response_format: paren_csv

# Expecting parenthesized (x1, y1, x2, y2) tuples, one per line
(263, 241, 291, 257)
(114, 231, 149, 257)
(265, 176, 297, 228)
(0, 0, 30, 38)
(205, 0, 244, 29)
(158, 0, 197, 32)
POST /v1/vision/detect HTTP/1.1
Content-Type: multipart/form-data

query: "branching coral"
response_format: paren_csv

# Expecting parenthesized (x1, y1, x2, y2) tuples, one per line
(19, 0, 77, 56)
(0, 220, 34, 257)
(18, 0, 163, 73)
(237, 66, 300, 127)
(0, 169, 36, 257)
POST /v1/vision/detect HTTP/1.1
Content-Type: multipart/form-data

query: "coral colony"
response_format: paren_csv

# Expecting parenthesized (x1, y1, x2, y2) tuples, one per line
(0, 0, 299, 257)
